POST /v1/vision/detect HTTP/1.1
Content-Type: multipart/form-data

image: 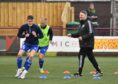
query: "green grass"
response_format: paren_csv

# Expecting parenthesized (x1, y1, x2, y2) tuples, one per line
(0, 56, 118, 84)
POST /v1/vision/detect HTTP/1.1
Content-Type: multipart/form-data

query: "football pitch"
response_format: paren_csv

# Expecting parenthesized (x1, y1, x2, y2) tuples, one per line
(0, 56, 118, 84)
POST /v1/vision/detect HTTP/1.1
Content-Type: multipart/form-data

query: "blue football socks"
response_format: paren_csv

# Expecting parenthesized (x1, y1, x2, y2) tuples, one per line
(17, 57, 23, 69)
(39, 59, 44, 69)
(24, 58, 32, 71)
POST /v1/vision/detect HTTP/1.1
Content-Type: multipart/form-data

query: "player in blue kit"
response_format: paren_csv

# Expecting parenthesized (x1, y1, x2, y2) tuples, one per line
(15, 15, 43, 79)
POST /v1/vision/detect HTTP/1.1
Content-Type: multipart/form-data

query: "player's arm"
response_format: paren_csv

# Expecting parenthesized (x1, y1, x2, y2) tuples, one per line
(48, 27, 53, 41)
(17, 25, 25, 38)
(36, 26, 43, 39)
(81, 21, 94, 40)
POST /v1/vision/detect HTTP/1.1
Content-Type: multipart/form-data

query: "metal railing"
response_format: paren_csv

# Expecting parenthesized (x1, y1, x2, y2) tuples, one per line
(0, 27, 118, 36)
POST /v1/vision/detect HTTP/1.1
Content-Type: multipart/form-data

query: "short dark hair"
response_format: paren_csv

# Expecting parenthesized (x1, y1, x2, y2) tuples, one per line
(27, 15, 34, 20)
(80, 10, 88, 16)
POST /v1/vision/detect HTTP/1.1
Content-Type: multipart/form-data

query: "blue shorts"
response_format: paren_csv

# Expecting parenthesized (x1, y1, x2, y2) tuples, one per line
(37, 46, 48, 55)
(21, 43, 38, 52)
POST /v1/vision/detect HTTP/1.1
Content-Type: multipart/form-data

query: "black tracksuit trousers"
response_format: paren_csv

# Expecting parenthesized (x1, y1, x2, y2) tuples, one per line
(78, 47, 101, 75)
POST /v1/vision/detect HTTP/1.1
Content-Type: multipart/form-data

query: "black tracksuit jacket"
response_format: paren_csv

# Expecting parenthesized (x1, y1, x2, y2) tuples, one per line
(17, 24, 43, 45)
(71, 19, 94, 48)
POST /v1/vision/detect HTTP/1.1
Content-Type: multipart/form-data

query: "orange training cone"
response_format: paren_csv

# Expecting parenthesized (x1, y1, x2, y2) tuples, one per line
(113, 71, 118, 75)
(90, 70, 96, 75)
(63, 70, 71, 74)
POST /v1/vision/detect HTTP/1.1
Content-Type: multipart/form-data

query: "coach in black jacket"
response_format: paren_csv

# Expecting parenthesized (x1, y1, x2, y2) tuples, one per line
(68, 10, 102, 77)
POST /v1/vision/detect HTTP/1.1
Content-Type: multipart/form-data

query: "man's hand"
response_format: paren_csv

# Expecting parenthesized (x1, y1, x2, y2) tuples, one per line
(25, 33, 30, 37)
(50, 41, 53, 45)
(79, 36, 82, 41)
(32, 31, 37, 37)
(22, 32, 25, 35)
(67, 33, 71, 37)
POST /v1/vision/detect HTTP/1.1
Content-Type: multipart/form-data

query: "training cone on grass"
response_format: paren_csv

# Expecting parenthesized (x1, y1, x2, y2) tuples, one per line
(64, 75, 71, 79)
(63, 70, 71, 79)
(93, 76, 101, 80)
(63, 70, 71, 74)
(40, 75, 47, 79)
(113, 71, 118, 75)
(90, 70, 96, 75)
(44, 70, 50, 74)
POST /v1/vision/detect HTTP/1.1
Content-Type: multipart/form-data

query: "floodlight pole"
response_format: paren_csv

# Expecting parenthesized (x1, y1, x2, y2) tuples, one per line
(111, 0, 117, 36)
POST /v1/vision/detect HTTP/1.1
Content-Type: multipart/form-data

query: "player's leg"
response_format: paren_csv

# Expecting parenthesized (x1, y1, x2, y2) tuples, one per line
(74, 48, 86, 76)
(24, 50, 35, 71)
(19, 45, 38, 79)
(25, 50, 30, 62)
(38, 46, 48, 73)
(15, 43, 28, 77)
(17, 50, 24, 69)
(78, 54, 86, 76)
(39, 53, 45, 73)
(15, 50, 24, 77)
(86, 48, 102, 76)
